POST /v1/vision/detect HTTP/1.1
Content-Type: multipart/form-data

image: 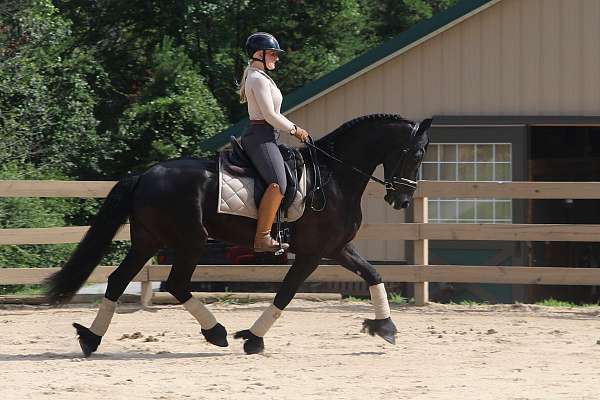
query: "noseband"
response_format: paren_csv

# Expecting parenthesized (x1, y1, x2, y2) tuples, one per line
(382, 122, 421, 192)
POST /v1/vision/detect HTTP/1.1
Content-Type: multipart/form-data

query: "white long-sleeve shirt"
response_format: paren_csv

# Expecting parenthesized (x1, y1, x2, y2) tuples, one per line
(244, 67, 295, 133)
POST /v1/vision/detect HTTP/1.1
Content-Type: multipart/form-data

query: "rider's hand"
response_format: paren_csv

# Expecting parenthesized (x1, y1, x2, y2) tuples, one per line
(293, 126, 309, 142)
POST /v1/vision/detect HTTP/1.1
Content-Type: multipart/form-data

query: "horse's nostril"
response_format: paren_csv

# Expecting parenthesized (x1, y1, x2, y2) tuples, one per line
(401, 201, 410, 209)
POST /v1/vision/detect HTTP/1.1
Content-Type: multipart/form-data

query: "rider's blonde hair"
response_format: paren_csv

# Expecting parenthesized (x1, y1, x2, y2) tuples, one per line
(239, 63, 251, 104)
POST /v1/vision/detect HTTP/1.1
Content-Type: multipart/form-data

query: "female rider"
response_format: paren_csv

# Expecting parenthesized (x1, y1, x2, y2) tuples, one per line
(238, 32, 309, 252)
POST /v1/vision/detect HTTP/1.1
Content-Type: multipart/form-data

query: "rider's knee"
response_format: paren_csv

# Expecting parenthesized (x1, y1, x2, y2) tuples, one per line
(268, 182, 286, 196)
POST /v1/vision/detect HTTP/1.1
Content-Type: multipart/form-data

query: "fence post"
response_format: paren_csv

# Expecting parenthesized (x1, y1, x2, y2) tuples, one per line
(140, 262, 153, 306)
(413, 196, 429, 306)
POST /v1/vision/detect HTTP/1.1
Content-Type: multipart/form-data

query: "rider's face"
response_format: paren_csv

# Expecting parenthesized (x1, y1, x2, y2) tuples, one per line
(254, 50, 279, 70)
(265, 50, 279, 70)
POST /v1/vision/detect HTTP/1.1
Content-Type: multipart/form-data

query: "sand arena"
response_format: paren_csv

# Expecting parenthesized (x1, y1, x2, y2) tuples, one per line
(2, 300, 600, 400)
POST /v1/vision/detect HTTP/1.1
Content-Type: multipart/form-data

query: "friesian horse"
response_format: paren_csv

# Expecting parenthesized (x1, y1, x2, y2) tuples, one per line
(46, 114, 431, 356)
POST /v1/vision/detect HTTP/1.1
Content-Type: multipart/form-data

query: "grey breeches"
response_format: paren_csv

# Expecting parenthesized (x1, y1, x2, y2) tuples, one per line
(241, 124, 287, 196)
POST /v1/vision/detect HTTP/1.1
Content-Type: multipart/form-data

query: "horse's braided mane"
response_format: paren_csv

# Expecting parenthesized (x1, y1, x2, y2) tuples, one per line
(315, 113, 412, 146)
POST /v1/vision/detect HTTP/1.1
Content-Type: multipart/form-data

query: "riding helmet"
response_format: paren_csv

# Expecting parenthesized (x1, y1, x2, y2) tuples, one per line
(245, 32, 285, 57)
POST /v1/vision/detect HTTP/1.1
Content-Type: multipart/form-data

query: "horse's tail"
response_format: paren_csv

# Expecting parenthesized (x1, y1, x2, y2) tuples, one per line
(45, 175, 140, 304)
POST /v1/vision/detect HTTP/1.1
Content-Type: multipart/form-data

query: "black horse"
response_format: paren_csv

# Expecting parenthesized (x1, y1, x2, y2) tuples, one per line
(46, 113, 431, 355)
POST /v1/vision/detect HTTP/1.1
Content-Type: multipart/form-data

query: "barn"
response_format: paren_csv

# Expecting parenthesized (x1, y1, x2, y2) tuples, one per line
(206, 0, 600, 303)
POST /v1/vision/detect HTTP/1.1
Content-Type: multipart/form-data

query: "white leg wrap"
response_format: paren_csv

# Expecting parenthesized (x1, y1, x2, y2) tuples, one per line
(183, 296, 217, 329)
(249, 304, 282, 337)
(369, 283, 391, 320)
(89, 297, 117, 336)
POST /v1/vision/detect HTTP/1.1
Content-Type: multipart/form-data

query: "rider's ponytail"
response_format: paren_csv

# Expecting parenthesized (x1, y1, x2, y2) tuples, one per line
(239, 64, 251, 104)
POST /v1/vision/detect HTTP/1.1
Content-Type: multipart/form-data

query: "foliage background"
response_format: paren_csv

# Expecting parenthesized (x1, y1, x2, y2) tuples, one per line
(0, 0, 457, 273)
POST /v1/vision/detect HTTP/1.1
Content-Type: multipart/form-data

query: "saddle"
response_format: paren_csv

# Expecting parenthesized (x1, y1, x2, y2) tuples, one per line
(220, 137, 305, 216)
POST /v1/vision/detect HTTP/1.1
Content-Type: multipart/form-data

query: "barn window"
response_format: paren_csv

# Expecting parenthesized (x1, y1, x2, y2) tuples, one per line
(419, 143, 512, 224)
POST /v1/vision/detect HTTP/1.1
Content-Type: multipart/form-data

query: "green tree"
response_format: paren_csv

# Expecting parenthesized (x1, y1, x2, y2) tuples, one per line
(185, 0, 373, 121)
(359, 0, 458, 40)
(116, 37, 227, 171)
(0, 0, 112, 177)
(53, 0, 374, 124)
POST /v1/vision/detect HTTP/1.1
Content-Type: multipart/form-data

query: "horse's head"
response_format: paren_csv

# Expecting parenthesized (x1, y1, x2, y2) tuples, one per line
(383, 119, 431, 209)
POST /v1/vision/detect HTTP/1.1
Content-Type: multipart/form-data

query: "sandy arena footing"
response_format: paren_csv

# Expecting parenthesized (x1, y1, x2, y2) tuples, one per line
(1, 300, 600, 400)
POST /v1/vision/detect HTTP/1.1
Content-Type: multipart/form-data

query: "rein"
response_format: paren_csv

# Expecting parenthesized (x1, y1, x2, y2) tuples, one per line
(303, 122, 420, 202)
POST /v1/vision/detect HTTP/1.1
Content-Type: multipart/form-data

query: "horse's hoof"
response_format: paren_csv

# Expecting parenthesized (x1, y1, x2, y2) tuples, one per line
(201, 323, 229, 347)
(361, 317, 397, 345)
(72, 323, 102, 357)
(234, 329, 265, 354)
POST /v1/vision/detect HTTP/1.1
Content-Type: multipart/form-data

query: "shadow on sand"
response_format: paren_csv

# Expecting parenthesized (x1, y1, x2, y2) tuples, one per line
(0, 350, 229, 361)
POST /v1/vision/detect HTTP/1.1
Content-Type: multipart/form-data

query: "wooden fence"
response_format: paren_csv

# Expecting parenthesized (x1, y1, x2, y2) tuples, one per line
(2, 179, 600, 306)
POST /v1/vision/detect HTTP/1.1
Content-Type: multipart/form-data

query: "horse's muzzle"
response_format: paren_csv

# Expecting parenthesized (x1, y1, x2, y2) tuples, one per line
(385, 192, 412, 209)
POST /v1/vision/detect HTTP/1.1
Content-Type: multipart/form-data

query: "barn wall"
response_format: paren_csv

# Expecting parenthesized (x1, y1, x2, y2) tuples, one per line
(284, 0, 600, 261)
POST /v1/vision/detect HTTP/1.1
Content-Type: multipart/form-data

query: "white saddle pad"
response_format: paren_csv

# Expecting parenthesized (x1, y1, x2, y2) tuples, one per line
(217, 157, 307, 222)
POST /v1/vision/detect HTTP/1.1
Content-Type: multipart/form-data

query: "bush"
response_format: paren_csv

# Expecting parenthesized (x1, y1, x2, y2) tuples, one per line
(0, 162, 76, 269)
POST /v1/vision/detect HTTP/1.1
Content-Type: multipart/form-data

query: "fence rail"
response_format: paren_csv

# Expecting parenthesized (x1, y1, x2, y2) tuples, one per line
(6, 223, 600, 245)
(2, 179, 600, 306)
(3, 264, 600, 286)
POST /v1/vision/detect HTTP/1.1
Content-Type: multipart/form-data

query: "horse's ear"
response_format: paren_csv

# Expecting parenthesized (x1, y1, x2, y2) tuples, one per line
(417, 118, 432, 133)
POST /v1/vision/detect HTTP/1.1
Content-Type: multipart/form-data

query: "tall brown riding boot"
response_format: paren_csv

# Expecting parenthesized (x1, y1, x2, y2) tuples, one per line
(254, 183, 290, 252)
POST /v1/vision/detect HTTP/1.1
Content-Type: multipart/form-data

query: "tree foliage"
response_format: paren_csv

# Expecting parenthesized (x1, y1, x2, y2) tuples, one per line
(0, 0, 458, 273)
(116, 37, 227, 170)
(0, 0, 111, 176)
(0, 162, 75, 269)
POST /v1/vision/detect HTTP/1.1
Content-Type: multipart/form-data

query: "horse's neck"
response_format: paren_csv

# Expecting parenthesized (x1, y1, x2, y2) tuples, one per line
(329, 129, 388, 201)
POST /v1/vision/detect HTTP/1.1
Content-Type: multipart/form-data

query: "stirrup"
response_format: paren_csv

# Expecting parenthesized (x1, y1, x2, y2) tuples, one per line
(254, 235, 289, 253)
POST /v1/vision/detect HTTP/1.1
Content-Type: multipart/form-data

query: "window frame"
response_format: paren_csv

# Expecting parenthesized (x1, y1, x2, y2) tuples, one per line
(420, 142, 513, 224)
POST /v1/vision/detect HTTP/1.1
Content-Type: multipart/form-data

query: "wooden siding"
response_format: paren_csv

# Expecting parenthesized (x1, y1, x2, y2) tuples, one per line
(289, 0, 600, 129)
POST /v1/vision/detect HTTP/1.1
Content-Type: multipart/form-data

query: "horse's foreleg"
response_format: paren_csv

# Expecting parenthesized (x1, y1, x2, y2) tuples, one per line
(235, 254, 320, 354)
(330, 243, 397, 344)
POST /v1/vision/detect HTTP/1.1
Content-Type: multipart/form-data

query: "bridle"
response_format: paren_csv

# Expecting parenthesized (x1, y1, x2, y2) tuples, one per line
(303, 122, 422, 211)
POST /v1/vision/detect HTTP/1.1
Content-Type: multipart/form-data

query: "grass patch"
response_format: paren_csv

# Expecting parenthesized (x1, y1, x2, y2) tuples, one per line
(344, 295, 368, 302)
(450, 299, 490, 306)
(0, 284, 45, 295)
(216, 293, 263, 305)
(535, 298, 598, 308)
(389, 292, 413, 305)
(344, 293, 414, 304)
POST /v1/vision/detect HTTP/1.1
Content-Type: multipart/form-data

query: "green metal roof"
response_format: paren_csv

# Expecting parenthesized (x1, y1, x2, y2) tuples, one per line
(203, 0, 496, 151)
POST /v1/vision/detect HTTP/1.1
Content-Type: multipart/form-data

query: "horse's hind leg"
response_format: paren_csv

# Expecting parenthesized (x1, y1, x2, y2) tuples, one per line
(235, 253, 320, 354)
(165, 246, 228, 348)
(329, 243, 397, 344)
(73, 227, 159, 357)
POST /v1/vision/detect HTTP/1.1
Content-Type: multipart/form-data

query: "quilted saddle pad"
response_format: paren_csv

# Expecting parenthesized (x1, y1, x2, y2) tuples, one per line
(217, 157, 307, 222)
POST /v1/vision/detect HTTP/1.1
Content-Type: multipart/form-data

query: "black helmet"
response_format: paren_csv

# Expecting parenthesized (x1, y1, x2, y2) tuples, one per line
(245, 32, 285, 57)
